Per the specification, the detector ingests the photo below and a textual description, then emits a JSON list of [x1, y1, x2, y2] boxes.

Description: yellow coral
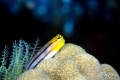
[[36, 58, 61, 80], [56, 60, 87, 80], [17, 43, 120, 80], [101, 64, 120, 80], [17, 69, 51, 80], [74, 53, 105, 80]]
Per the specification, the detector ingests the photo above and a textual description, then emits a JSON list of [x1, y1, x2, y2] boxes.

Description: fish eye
[[57, 37, 60, 39]]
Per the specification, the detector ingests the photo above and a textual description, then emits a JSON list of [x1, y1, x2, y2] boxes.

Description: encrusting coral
[[101, 64, 120, 80], [17, 43, 120, 80]]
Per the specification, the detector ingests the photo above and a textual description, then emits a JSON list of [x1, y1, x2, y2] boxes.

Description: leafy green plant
[[0, 38, 40, 80]]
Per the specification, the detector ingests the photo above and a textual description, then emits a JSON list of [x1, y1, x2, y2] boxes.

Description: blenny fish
[[25, 34, 65, 71]]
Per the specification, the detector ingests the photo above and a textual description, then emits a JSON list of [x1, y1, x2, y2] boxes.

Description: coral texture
[[17, 43, 120, 80], [101, 64, 120, 80]]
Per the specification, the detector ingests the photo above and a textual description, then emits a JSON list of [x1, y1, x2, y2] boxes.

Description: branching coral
[[0, 39, 40, 80], [0, 40, 32, 80], [17, 43, 120, 80]]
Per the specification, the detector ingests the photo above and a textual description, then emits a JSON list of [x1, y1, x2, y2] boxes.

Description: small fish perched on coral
[[17, 43, 120, 80], [25, 34, 65, 71]]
